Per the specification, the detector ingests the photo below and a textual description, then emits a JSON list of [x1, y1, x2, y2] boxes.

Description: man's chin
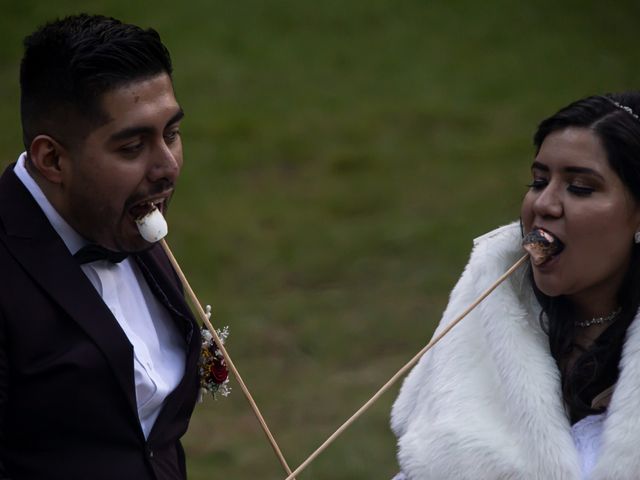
[[112, 233, 159, 254], [111, 220, 165, 253], [124, 240, 159, 254]]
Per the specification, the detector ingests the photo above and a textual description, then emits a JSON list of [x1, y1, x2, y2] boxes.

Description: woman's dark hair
[[20, 14, 173, 150], [532, 92, 640, 423]]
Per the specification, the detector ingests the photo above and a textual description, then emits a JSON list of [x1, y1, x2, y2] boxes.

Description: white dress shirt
[[14, 152, 186, 439]]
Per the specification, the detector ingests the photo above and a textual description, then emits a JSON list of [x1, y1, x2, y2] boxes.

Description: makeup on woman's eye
[[526, 178, 547, 191], [567, 184, 595, 196]]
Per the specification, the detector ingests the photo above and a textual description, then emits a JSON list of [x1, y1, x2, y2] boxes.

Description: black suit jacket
[[0, 165, 201, 480]]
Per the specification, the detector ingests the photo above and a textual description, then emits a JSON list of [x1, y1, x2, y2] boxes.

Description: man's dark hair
[[20, 13, 173, 150]]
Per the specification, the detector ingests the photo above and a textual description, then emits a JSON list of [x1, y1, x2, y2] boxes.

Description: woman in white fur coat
[[391, 92, 640, 480]]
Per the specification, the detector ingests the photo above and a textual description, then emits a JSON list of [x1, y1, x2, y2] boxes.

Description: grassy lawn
[[1, 1, 640, 478]]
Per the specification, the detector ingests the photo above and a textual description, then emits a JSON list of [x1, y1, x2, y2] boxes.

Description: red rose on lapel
[[198, 323, 232, 399], [210, 359, 228, 383]]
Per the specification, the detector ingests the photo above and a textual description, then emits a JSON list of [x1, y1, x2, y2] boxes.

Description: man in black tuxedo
[[0, 14, 201, 480]]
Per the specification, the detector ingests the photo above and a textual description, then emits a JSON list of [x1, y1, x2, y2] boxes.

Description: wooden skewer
[[283, 253, 529, 480], [160, 239, 296, 478]]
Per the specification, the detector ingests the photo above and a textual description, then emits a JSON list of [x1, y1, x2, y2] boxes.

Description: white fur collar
[[391, 222, 640, 479]]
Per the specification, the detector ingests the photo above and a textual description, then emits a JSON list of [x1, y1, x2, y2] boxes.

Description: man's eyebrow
[[167, 108, 185, 127], [108, 108, 185, 143]]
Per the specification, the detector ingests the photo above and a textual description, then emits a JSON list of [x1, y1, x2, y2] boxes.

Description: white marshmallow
[[135, 207, 168, 243]]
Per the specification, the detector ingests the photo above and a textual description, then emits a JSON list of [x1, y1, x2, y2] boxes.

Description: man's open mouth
[[129, 199, 164, 221]]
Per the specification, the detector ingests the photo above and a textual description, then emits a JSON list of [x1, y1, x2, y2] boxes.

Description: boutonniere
[[198, 305, 231, 400]]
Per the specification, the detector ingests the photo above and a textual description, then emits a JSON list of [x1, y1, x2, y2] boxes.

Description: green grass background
[[1, 1, 639, 478]]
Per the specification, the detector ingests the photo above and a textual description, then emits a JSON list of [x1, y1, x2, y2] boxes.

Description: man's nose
[[148, 140, 181, 184]]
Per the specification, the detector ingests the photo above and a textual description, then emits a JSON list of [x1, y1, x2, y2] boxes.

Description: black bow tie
[[74, 244, 128, 265]]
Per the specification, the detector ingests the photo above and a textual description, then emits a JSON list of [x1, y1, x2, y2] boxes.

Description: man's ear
[[28, 135, 69, 184]]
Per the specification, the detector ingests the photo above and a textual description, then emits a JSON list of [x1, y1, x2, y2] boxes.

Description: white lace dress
[[571, 413, 606, 480]]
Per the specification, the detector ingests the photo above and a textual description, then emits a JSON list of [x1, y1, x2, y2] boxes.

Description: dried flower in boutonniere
[[198, 305, 231, 401]]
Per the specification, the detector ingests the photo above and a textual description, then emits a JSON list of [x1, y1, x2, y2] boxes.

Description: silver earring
[[635, 231, 640, 244]]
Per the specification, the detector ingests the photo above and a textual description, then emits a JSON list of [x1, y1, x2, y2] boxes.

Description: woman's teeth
[[135, 204, 168, 242]]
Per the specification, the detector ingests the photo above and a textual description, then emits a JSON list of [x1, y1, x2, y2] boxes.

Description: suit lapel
[[136, 248, 201, 442], [136, 248, 196, 344], [0, 166, 139, 419]]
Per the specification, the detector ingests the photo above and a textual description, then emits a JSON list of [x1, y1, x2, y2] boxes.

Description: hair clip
[[607, 98, 640, 120]]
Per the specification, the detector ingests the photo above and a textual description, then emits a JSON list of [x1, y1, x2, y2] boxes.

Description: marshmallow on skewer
[[136, 205, 168, 243], [522, 228, 563, 266]]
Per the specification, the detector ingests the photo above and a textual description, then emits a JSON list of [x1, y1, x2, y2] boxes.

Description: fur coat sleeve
[[391, 222, 640, 480]]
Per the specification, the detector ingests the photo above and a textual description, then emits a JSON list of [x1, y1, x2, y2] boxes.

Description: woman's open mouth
[[522, 228, 565, 266]]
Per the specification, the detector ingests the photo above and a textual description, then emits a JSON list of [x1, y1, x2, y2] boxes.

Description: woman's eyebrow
[[563, 166, 605, 181], [530, 161, 605, 181], [531, 161, 548, 171]]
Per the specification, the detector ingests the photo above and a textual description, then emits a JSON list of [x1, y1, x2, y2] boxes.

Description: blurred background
[[1, 1, 639, 478]]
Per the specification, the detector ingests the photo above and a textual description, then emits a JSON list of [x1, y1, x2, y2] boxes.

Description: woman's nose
[[532, 184, 563, 219]]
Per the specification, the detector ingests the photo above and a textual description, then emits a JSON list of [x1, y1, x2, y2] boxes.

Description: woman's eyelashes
[[527, 178, 547, 191], [526, 178, 595, 196], [567, 184, 595, 196]]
